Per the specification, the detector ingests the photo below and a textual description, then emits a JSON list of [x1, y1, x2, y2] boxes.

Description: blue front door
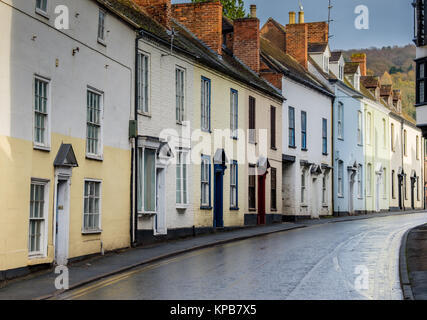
[[214, 164, 226, 228]]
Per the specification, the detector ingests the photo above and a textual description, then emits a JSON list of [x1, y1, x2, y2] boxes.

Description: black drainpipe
[[133, 30, 144, 247]]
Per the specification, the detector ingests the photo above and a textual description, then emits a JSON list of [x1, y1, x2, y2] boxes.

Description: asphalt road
[[57, 212, 427, 300]]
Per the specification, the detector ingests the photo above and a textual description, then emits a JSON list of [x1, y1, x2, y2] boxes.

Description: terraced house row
[[0, 0, 424, 280]]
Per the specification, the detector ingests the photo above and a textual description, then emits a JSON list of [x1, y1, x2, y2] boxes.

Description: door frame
[[213, 164, 226, 228], [53, 167, 72, 266], [257, 173, 267, 225], [154, 165, 167, 235]]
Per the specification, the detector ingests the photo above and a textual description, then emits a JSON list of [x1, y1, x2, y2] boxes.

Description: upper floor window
[[230, 89, 238, 139], [289, 107, 295, 148], [270, 106, 276, 149], [176, 68, 185, 123], [137, 53, 150, 114], [391, 123, 395, 151], [413, 0, 426, 46], [201, 77, 211, 132], [404, 130, 408, 156], [98, 9, 106, 42], [248, 97, 256, 144], [337, 102, 344, 140], [323, 55, 329, 73], [301, 111, 307, 150], [366, 112, 372, 145], [36, 0, 48, 14], [34, 77, 50, 148], [416, 58, 427, 105], [86, 89, 103, 158], [382, 118, 387, 148], [339, 63, 344, 81], [354, 73, 360, 91], [357, 111, 363, 145], [322, 118, 328, 155], [417, 135, 420, 160]]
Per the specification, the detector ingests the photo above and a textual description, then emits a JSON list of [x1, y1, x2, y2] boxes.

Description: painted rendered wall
[[0, 0, 133, 271]]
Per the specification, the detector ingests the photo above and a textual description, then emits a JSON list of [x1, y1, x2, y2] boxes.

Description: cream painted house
[[0, 0, 135, 278]]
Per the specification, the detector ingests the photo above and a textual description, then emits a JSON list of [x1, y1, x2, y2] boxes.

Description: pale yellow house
[[0, 0, 134, 278]]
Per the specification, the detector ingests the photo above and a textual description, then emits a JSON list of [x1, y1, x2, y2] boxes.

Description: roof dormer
[[344, 62, 361, 90], [329, 51, 344, 81], [308, 42, 331, 74]]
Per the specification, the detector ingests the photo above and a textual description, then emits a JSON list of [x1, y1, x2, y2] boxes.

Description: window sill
[[82, 229, 102, 235], [301, 205, 308, 208], [248, 208, 257, 212], [138, 111, 151, 118], [230, 207, 240, 211], [201, 129, 212, 134], [271, 208, 278, 212], [28, 253, 46, 260], [231, 137, 239, 141], [138, 212, 156, 217], [338, 137, 344, 141], [35, 8, 49, 19], [34, 144, 51, 152], [271, 147, 277, 151], [97, 38, 107, 47], [176, 204, 189, 210], [301, 148, 308, 152], [200, 206, 213, 211], [322, 153, 329, 156], [322, 205, 329, 208], [289, 145, 297, 149], [86, 154, 104, 162]]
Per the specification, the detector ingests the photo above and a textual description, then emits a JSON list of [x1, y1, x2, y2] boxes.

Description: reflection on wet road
[[59, 213, 427, 300]]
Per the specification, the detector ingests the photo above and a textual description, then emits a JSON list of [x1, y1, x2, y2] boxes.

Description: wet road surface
[[58, 212, 427, 300]]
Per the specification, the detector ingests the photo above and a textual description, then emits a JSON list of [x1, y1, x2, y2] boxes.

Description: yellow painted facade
[[0, 134, 131, 272], [191, 64, 282, 228]]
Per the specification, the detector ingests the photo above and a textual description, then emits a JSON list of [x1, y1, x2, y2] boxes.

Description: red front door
[[257, 174, 267, 225]]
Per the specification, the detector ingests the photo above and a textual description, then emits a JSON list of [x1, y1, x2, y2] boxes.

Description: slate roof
[[260, 37, 334, 97], [330, 51, 342, 62], [308, 42, 328, 53], [54, 144, 79, 167], [361, 76, 380, 89], [96, 0, 283, 101], [344, 62, 360, 74]]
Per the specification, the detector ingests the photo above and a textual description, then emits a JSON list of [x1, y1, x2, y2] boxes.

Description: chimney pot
[[250, 5, 257, 18], [289, 11, 296, 24], [298, 11, 304, 24]]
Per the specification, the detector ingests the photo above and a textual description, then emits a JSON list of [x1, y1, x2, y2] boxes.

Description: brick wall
[[233, 18, 260, 73], [261, 72, 282, 90], [285, 23, 308, 69], [307, 22, 329, 44], [351, 53, 367, 76], [260, 20, 286, 52], [133, 0, 171, 29], [172, 1, 223, 55]]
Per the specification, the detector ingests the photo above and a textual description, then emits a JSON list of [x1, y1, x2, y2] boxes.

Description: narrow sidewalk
[[0, 209, 424, 300]]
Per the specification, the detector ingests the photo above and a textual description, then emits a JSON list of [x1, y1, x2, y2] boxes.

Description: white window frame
[[337, 102, 344, 140], [383, 168, 387, 199], [366, 112, 372, 145], [301, 169, 306, 204], [201, 77, 211, 132], [82, 179, 102, 234], [230, 89, 239, 139], [383, 118, 387, 148], [137, 52, 150, 115], [357, 165, 363, 199], [86, 87, 104, 160], [357, 111, 363, 145], [176, 67, 186, 124], [230, 161, 238, 209], [338, 161, 344, 197], [201, 156, 211, 207], [391, 123, 395, 151], [367, 164, 372, 196], [322, 174, 328, 205], [138, 147, 158, 214], [35, 0, 49, 17], [33, 75, 51, 150], [29, 178, 49, 258], [323, 55, 329, 73], [98, 9, 106, 44], [176, 150, 189, 207]]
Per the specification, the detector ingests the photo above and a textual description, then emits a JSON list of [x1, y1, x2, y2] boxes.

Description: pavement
[[402, 223, 427, 300], [0, 209, 425, 300]]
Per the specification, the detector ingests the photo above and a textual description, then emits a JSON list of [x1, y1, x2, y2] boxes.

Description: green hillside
[[343, 45, 416, 119]]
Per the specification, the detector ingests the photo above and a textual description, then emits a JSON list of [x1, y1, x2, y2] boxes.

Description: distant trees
[[191, 0, 247, 19]]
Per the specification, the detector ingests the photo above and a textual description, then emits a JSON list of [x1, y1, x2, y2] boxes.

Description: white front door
[[55, 178, 70, 265], [155, 167, 167, 235]]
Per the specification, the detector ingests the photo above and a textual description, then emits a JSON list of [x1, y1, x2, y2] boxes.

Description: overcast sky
[[172, 0, 414, 50]]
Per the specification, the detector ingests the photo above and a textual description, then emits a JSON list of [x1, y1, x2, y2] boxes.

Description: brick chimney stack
[[172, 1, 223, 55], [233, 5, 260, 73], [133, 0, 172, 29], [351, 53, 367, 76], [285, 18, 308, 69], [307, 22, 329, 44]]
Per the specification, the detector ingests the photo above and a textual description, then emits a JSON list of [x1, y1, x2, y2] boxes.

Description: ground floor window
[[249, 165, 256, 210], [176, 151, 188, 205], [358, 165, 363, 198], [338, 161, 344, 197], [230, 161, 238, 209], [322, 174, 327, 205], [29, 180, 48, 255], [383, 168, 387, 199], [138, 147, 157, 213], [201, 155, 211, 208], [301, 169, 306, 204], [392, 170, 395, 199], [271, 167, 277, 210], [367, 164, 372, 196], [83, 180, 101, 232]]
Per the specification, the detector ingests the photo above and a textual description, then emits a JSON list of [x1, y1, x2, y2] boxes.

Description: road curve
[[58, 212, 427, 300]]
